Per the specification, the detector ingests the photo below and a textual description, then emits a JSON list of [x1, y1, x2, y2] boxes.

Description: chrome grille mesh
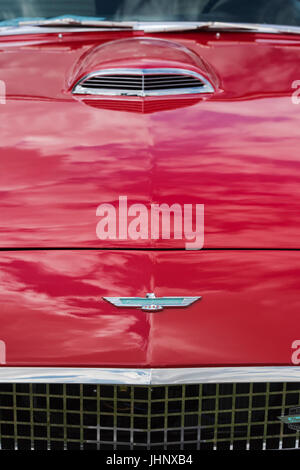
[[0, 382, 299, 450], [72, 68, 215, 97]]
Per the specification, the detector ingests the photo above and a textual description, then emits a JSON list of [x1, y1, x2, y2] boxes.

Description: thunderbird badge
[[279, 407, 300, 431], [103, 293, 201, 312]]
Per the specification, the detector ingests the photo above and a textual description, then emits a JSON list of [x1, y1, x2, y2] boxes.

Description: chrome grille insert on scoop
[[72, 68, 215, 97]]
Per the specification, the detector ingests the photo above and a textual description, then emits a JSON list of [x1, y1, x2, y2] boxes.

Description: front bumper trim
[[0, 366, 300, 384]]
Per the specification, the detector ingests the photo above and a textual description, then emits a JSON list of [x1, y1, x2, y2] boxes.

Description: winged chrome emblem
[[103, 293, 201, 312], [279, 407, 300, 431]]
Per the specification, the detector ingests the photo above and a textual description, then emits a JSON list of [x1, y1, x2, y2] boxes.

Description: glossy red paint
[[0, 31, 300, 248], [1, 30, 300, 368], [0, 249, 298, 367]]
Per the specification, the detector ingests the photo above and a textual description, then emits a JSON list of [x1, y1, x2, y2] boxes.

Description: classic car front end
[[1, 0, 300, 451]]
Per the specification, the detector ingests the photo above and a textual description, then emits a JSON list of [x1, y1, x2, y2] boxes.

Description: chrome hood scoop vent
[[72, 68, 214, 97], [70, 37, 218, 98]]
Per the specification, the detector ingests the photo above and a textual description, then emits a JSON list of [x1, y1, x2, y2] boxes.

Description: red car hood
[[0, 249, 298, 367], [0, 31, 299, 368], [0, 30, 300, 248]]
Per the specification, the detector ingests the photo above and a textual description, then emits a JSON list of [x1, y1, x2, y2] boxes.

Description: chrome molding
[[72, 68, 215, 97], [3, 22, 300, 36], [0, 367, 300, 384]]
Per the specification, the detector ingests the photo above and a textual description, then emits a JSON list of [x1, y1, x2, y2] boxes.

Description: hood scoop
[[70, 38, 217, 98], [72, 68, 214, 97]]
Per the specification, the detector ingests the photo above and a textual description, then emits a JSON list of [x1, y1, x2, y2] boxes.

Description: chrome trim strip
[[0, 26, 116, 35], [0, 367, 300, 384], [2, 22, 300, 36], [72, 68, 215, 96], [0, 368, 150, 384]]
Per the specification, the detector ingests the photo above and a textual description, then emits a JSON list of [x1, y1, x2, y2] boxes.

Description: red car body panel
[[0, 31, 300, 248], [0, 31, 300, 367], [0, 249, 298, 367]]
